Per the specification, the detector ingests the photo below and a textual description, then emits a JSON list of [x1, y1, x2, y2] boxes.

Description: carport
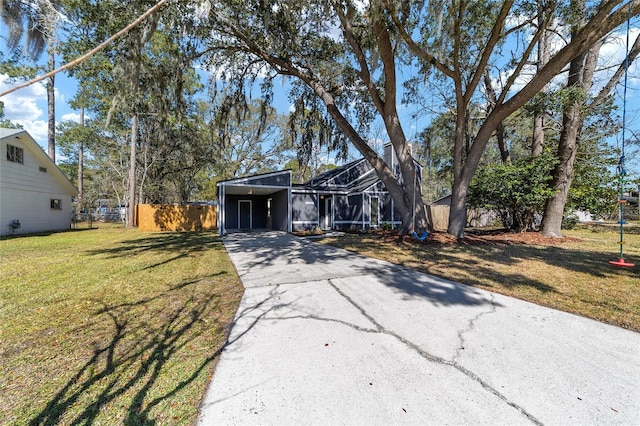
[[217, 170, 292, 236]]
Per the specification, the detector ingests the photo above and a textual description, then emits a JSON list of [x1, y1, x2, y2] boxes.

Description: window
[[39, 166, 47, 173], [7, 144, 24, 163], [51, 199, 62, 210]]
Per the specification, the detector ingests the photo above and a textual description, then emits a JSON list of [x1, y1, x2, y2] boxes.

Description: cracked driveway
[[198, 232, 640, 425]]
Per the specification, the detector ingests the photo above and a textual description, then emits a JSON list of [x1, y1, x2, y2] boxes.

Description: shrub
[[562, 214, 579, 230], [468, 153, 557, 232]]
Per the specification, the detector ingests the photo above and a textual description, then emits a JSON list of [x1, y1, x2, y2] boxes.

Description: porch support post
[[287, 188, 292, 233], [218, 185, 225, 237]]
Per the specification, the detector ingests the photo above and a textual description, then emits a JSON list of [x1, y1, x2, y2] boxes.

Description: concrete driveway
[[198, 232, 640, 425]]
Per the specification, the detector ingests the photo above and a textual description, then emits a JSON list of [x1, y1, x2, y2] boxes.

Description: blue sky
[[1, 23, 639, 178]]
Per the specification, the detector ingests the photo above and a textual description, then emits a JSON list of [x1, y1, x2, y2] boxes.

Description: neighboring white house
[[1, 128, 78, 236]]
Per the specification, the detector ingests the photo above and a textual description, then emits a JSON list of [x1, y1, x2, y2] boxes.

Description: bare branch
[[332, 0, 385, 113], [383, 0, 456, 79], [465, 0, 515, 104], [591, 31, 640, 107], [0, 0, 171, 97]]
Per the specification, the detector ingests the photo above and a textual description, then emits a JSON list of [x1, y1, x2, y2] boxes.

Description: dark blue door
[[239, 200, 251, 229]]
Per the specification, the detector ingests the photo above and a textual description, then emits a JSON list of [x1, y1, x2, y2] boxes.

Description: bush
[[468, 154, 557, 232], [562, 214, 579, 230], [380, 223, 393, 231]]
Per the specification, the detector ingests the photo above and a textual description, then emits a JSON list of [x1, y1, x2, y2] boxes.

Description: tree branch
[[384, 0, 456, 79], [332, 0, 386, 113], [0, 0, 172, 97], [465, 0, 515, 105], [497, 21, 545, 105], [591, 31, 640, 107]]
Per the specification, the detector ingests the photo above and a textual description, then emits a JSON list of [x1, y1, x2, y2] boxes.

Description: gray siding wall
[[292, 193, 318, 222], [348, 194, 362, 224], [271, 189, 288, 231], [292, 192, 318, 230], [224, 195, 240, 229], [252, 196, 268, 228], [381, 193, 393, 222], [334, 195, 350, 221], [225, 195, 268, 229]]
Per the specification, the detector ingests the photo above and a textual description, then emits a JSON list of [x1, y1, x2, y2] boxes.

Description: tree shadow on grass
[[338, 233, 638, 289], [28, 274, 240, 426], [85, 231, 225, 270], [336, 235, 639, 329], [421, 242, 639, 282]]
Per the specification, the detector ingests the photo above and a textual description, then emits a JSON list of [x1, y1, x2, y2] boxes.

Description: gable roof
[[1, 127, 78, 196], [307, 158, 366, 186], [216, 169, 292, 186], [306, 158, 375, 189], [303, 154, 422, 194]]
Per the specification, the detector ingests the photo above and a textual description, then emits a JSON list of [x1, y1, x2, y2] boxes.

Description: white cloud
[[0, 73, 47, 121], [20, 120, 49, 147], [60, 112, 89, 123], [1, 74, 50, 148], [595, 27, 640, 93], [0, 74, 74, 149]]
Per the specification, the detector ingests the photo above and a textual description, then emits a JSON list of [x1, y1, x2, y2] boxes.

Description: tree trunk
[[47, 43, 55, 162], [540, 36, 603, 236], [77, 107, 84, 217], [532, 115, 545, 156], [532, 8, 551, 156], [539, 108, 582, 237], [127, 114, 138, 228], [447, 78, 468, 237], [483, 68, 510, 164], [448, 178, 469, 238]]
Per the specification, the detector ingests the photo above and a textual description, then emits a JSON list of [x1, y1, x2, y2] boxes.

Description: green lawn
[[2, 224, 638, 424], [319, 225, 640, 331], [0, 225, 243, 425]]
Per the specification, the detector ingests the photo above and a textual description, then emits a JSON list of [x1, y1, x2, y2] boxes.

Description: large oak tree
[[201, 0, 430, 233], [391, 0, 640, 236]]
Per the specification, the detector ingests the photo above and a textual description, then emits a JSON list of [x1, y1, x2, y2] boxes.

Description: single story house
[[1, 128, 78, 236], [217, 144, 421, 235]]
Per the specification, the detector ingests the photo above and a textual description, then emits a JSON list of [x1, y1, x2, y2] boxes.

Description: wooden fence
[[135, 204, 217, 232], [426, 205, 502, 231], [426, 204, 449, 231]]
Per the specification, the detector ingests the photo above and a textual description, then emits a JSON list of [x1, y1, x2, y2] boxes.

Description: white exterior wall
[[1, 132, 75, 236]]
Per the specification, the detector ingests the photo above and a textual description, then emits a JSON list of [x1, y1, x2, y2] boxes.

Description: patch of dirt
[[292, 229, 325, 237], [370, 229, 581, 246]]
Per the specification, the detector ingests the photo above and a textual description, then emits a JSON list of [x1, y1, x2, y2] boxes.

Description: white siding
[[1, 135, 75, 236]]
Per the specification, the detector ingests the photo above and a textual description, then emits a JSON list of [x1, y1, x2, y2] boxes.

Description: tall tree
[[202, 0, 429, 233], [211, 98, 285, 180], [532, 0, 553, 156], [59, 1, 218, 209], [1, 0, 63, 161], [391, 0, 640, 236], [540, 21, 640, 236]]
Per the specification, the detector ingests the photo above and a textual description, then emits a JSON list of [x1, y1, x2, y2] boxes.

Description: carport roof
[[222, 185, 287, 195], [217, 169, 292, 196]]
